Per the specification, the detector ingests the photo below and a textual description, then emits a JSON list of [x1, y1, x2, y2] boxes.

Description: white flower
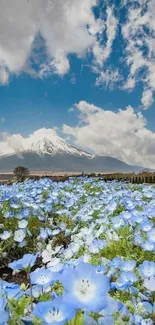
[[14, 229, 26, 242], [18, 220, 28, 228], [144, 276, 155, 292], [42, 250, 52, 264], [0, 231, 12, 240]]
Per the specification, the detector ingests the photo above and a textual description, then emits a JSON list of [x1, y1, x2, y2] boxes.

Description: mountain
[[0, 130, 147, 173]]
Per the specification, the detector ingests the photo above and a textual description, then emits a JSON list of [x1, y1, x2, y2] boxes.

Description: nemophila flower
[[140, 221, 153, 232], [139, 261, 155, 278], [26, 284, 51, 298], [14, 229, 26, 242], [119, 271, 138, 285], [3, 211, 14, 218], [39, 228, 48, 240], [84, 295, 122, 325], [121, 211, 132, 221], [133, 233, 144, 246], [120, 260, 136, 272], [0, 312, 8, 325], [141, 241, 155, 252], [0, 230, 12, 240], [18, 219, 28, 228], [144, 276, 155, 292], [48, 259, 63, 272], [4, 283, 24, 299], [60, 262, 110, 312], [112, 216, 125, 230], [147, 228, 155, 243], [20, 208, 30, 218], [9, 253, 37, 271], [10, 201, 20, 209], [110, 257, 122, 269], [30, 268, 57, 286], [33, 297, 75, 325], [0, 296, 8, 325]]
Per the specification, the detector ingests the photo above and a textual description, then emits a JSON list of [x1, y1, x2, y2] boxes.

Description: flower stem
[[28, 273, 33, 313], [74, 310, 83, 325]]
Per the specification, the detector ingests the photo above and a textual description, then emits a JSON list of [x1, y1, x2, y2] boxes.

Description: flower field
[[0, 176, 155, 325]]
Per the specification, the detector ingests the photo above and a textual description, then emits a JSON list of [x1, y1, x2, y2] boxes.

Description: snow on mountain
[[0, 128, 92, 158]]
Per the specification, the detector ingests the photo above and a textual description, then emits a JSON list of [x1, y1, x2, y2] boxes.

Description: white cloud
[[96, 68, 121, 88], [103, 7, 118, 61], [141, 89, 154, 110], [122, 77, 136, 91], [70, 74, 76, 85], [1, 111, 155, 168], [0, 0, 104, 82], [63, 101, 155, 168], [68, 107, 74, 113], [1, 0, 155, 109], [122, 0, 155, 108]]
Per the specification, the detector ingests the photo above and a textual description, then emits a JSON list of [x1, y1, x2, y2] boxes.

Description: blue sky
[[0, 0, 155, 168], [0, 55, 154, 135]]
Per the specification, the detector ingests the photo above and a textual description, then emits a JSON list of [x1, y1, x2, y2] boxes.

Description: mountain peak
[[22, 128, 92, 157], [0, 128, 92, 158]]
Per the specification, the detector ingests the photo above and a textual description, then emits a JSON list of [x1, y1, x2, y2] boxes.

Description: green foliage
[[52, 214, 75, 230], [52, 231, 71, 248], [8, 296, 31, 323], [142, 195, 152, 202], [136, 205, 143, 211], [31, 318, 43, 325], [38, 292, 51, 302], [52, 281, 64, 296], [109, 205, 125, 219], [101, 239, 155, 263]]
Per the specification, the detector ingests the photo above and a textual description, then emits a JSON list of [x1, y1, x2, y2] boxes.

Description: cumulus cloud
[[1, 111, 155, 168], [63, 101, 155, 168], [0, 0, 105, 82]]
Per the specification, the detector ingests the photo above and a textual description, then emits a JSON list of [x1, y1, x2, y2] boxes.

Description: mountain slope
[[0, 152, 145, 173]]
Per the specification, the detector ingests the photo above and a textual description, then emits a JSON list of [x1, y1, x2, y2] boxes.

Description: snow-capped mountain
[[24, 131, 92, 157], [0, 128, 147, 173], [0, 129, 92, 158]]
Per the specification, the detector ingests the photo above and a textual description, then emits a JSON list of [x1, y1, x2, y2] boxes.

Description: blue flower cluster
[[0, 177, 155, 324]]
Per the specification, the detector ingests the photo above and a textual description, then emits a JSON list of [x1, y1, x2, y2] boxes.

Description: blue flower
[[60, 262, 110, 312], [139, 261, 155, 278], [140, 221, 153, 232], [147, 228, 155, 243], [0, 295, 8, 325], [33, 297, 75, 325], [30, 268, 57, 286], [39, 228, 49, 240], [4, 283, 24, 300], [119, 271, 138, 284], [119, 260, 136, 272], [141, 241, 155, 252], [9, 253, 37, 271], [84, 295, 122, 325]]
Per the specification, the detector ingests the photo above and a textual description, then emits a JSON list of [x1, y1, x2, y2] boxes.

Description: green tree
[[13, 166, 29, 182]]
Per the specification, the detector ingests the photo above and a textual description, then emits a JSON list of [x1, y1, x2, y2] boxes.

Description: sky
[[0, 0, 155, 168]]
